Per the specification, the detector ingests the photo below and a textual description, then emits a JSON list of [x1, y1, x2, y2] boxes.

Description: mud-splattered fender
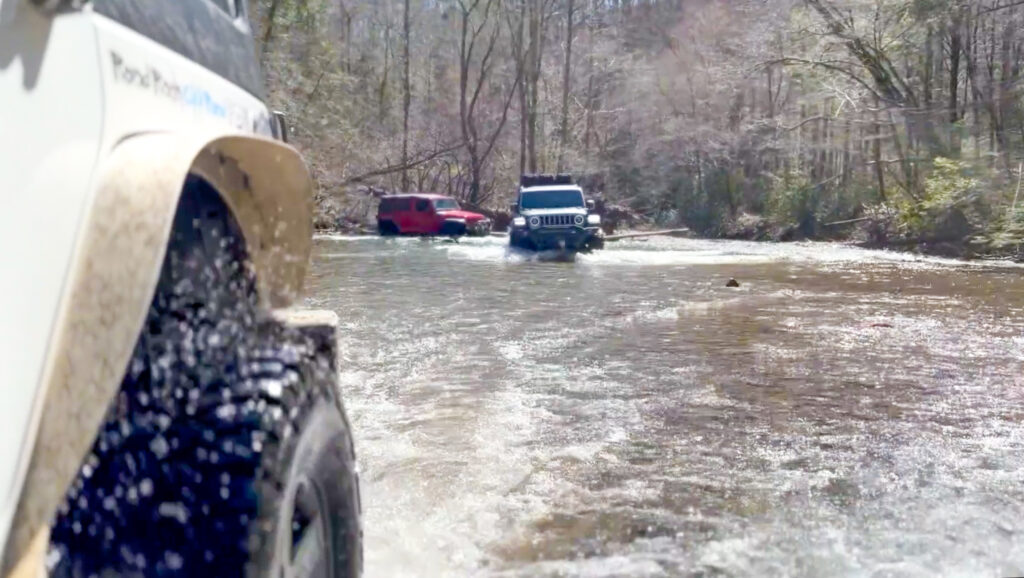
[[1, 131, 314, 575]]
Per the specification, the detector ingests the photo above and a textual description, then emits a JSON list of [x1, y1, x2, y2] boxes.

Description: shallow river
[[304, 235, 1024, 577]]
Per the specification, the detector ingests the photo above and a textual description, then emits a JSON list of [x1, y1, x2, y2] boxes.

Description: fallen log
[[604, 229, 690, 242], [823, 216, 872, 227]]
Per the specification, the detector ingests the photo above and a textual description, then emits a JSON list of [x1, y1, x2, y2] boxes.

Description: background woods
[[252, 0, 1024, 256]]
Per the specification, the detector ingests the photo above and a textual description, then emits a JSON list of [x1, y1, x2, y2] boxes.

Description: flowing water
[[304, 235, 1024, 578]]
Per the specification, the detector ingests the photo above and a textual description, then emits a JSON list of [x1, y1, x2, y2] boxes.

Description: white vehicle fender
[[2, 131, 314, 574]]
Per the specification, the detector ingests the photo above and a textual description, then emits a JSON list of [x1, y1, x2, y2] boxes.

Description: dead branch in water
[[604, 229, 690, 242]]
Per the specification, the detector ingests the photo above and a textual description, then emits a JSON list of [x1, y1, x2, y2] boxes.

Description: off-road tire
[[438, 220, 467, 237], [377, 220, 399, 236], [50, 177, 361, 578], [582, 234, 605, 252], [509, 230, 536, 251]]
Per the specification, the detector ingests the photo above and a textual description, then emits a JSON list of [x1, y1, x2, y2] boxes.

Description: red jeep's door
[[411, 198, 435, 233], [393, 198, 414, 232]]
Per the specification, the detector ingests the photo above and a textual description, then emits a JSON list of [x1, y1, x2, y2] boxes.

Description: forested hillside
[[250, 0, 1024, 257]]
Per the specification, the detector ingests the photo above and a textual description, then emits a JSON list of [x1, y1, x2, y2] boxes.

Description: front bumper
[[513, 226, 603, 250]]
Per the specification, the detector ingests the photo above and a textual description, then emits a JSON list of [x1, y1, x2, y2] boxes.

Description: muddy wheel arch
[[1, 131, 314, 575]]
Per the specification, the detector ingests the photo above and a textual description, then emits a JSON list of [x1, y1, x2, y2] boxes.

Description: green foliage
[[765, 171, 818, 227], [920, 157, 979, 212], [975, 203, 1024, 252], [889, 157, 977, 237]]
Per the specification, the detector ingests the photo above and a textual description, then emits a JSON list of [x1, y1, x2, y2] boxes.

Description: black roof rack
[[521, 174, 574, 188]]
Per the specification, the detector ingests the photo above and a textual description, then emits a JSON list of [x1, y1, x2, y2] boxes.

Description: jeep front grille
[[539, 214, 574, 227]]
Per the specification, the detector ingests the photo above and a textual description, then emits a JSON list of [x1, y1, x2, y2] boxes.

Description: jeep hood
[[438, 209, 487, 221], [520, 207, 587, 216]]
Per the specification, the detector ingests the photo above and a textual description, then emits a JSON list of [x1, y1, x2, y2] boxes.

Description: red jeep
[[377, 194, 492, 237]]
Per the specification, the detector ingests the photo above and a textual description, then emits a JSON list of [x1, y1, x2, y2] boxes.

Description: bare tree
[[524, 0, 555, 172], [557, 0, 575, 172], [457, 0, 519, 204], [401, 0, 412, 191]]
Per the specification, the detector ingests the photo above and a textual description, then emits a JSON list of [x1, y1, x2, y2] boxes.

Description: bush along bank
[[666, 158, 1024, 262], [854, 159, 1024, 261]]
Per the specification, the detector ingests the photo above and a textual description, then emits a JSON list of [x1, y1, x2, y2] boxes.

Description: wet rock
[[726, 278, 740, 288]]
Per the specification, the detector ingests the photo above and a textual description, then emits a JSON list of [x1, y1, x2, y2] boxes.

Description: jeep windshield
[[520, 190, 585, 210], [433, 198, 460, 211]]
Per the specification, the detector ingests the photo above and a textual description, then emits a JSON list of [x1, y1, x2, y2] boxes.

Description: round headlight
[[574, 214, 585, 226], [528, 216, 541, 228]]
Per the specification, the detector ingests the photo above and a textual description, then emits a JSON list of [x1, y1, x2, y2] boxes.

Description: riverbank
[[316, 220, 1022, 264], [713, 211, 1024, 263], [313, 223, 1023, 264]]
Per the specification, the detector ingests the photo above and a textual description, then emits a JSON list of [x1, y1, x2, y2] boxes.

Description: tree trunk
[[796, 104, 805, 172], [517, 0, 528, 175], [582, 0, 596, 167], [583, 61, 594, 163], [966, 6, 982, 159], [527, 5, 539, 173], [924, 25, 933, 107], [261, 0, 283, 61], [343, 7, 352, 74], [401, 0, 412, 191], [525, 0, 547, 173], [873, 96, 885, 202], [842, 119, 852, 186], [998, 9, 1017, 167], [379, 23, 391, 122], [986, 13, 1003, 162], [557, 0, 574, 172], [949, 8, 963, 155]]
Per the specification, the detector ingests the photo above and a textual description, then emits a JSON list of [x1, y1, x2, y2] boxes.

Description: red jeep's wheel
[[377, 220, 399, 236], [438, 220, 467, 237]]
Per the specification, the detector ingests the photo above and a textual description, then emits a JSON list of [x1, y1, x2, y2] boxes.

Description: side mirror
[[586, 199, 596, 211], [509, 202, 519, 214], [271, 110, 289, 143]]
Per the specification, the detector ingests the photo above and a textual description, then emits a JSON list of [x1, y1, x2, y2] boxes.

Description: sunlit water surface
[[304, 235, 1024, 577]]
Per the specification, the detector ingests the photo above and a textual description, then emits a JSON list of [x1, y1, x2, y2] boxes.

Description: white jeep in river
[[509, 174, 604, 253], [0, 1, 361, 577]]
